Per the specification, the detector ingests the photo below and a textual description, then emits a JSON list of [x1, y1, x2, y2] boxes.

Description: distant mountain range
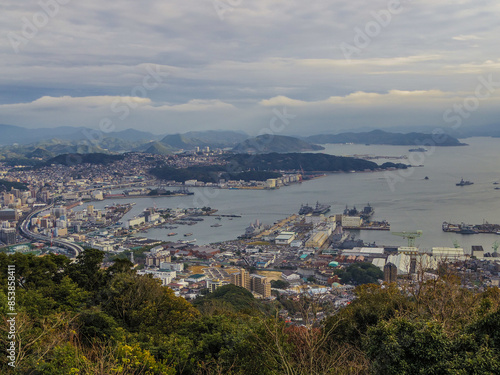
[[160, 130, 248, 149], [232, 134, 324, 153], [0, 124, 474, 162], [305, 129, 466, 146], [0, 125, 250, 159], [0, 124, 159, 146]]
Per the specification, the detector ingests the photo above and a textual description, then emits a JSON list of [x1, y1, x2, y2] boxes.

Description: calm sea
[[83, 137, 500, 253]]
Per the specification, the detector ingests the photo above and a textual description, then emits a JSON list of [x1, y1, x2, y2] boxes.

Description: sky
[[1, 0, 500, 136]]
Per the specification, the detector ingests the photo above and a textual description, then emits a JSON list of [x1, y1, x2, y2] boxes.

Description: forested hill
[[306, 129, 466, 146], [0, 179, 28, 191], [232, 134, 325, 153], [226, 152, 406, 172], [149, 153, 408, 183]]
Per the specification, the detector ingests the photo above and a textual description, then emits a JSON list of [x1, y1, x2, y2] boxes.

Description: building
[[186, 274, 207, 283], [0, 209, 18, 221], [124, 216, 145, 228], [384, 262, 398, 283], [52, 206, 67, 218], [472, 246, 484, 259], [138, 270, 176, 286], [265, 179, 277, 189], [0, 227, 16, 245], [160, 262, 184, 272], [208, 278, 223, 293], [341, 216, 362, 228], [281, 270, 301, 282], [275, 231, 296, 245], [431, 247, 466, 261], [145, 250, 171, 267], [230, 269, 250, 290], [250, 274, 271, 298], [305, 231, 329, 249]]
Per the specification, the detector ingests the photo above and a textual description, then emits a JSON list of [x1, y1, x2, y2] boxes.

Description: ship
[[312, 201, 331, 215], [343, 203, 374, 220], [456, 178, 474, 186], [361, 203, 374, 219], [299, 204, 314, 215], [409, 147, 428, 152], [443, 222, 479, 234], [459, 224, 478, 234], [299, 202, 330, 215]]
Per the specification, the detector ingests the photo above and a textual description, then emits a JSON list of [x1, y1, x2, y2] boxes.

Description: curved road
[[20, 204, 83, 258]]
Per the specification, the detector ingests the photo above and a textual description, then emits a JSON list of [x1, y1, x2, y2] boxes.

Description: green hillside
[[233, 134, 325, 153]]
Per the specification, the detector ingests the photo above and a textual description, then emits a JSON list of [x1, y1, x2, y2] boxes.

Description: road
[[19, 204, 83, 258]]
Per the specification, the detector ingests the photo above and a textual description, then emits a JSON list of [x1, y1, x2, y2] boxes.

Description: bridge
[[19, 204, 83, 258]]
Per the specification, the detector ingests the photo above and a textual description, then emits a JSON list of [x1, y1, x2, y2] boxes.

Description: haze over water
[[85, 137, 500, 253]]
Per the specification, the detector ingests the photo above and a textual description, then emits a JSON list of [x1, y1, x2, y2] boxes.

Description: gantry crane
[[493, 241, 499, 257], [392, 230, 423, 247]]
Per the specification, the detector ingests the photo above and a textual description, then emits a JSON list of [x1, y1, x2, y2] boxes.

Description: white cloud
[[1, 0, 500, 133]]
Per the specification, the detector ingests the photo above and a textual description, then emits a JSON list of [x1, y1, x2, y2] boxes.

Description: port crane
[[392, 230, 423, 247], [493, 241, 499, 257]]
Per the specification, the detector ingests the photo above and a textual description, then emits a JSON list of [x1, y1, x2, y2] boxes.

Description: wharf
[[443, 221, 500, 234], [344, 221, 391, 231]]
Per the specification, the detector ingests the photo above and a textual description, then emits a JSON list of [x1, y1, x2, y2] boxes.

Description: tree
[[67, 248, 105, 292], [101, 272, 198, 333], [271, 280, 290, 289], [334, 262, 383, 285]]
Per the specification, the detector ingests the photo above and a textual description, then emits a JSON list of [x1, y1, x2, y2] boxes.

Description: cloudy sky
[[1, 0, 500, 135]]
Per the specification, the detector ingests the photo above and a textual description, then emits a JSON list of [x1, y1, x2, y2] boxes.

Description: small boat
[[210, 223, 222, 227], [409, 147, 428, 152], [184, 233, 193, 237], [456, 178, 473, 186], [168, 232, 177, 236]]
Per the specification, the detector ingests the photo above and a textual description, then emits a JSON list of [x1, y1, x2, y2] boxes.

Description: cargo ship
[[456, 178, 473, 186]]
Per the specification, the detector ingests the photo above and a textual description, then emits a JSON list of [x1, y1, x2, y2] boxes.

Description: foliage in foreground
[[2, 251, 500, 374]]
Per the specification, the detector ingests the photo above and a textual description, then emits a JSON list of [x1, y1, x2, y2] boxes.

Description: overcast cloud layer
[[1, 0, 499, 135]]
